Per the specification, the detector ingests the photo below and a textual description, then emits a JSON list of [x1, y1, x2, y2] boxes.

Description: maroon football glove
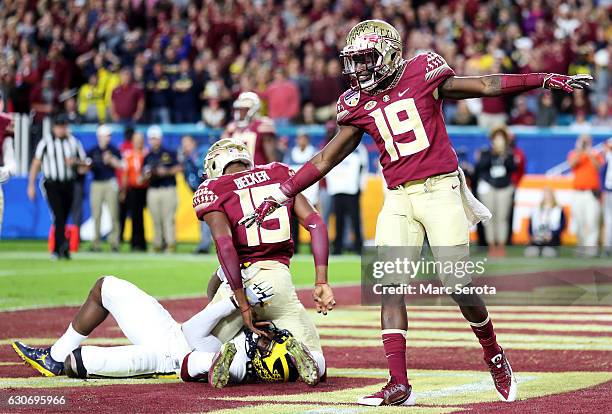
[[543, 74, 592, 93], [239, 187, 288, 228]]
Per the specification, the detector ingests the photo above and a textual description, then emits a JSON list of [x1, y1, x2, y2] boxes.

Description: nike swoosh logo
[[308, 224, 317, 229], [452, 184, 458, 190], [398, 87, 410, 97]]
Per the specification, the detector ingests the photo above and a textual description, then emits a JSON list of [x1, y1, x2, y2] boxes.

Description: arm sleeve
[[303, 212, 328, 267], [214, 234, 242, 290]]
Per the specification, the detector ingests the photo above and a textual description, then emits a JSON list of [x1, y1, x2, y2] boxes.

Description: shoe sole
[[209, 342, 237, 388], [357, 390, 416, 406], [12, 342, 58, 377], [285, 337, 319, 386]]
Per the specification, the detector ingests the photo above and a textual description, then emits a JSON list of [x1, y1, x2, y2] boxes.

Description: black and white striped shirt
[[34, 134, 86, 182]]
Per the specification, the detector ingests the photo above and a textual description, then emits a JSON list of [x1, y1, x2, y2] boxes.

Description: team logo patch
[[192, 186, 218, 209], [364, 101, 377, 111], [344, 90, 361, 107], [383, 95, 390, 102]]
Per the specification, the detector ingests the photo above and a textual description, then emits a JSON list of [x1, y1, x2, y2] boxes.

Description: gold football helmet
[[204, 139, 253, 179], [340, 20, 403, 92]]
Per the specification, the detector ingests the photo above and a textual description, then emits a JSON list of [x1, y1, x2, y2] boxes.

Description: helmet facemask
[[340, 20, 403, 92], [233, 92, 261, 128]]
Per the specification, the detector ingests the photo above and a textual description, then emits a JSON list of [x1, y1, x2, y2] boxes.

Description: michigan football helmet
[[340, 20, 403, 92], [245, 326, 299, 383], [204, 139, 253, 179], [233, 91, 261, 128]]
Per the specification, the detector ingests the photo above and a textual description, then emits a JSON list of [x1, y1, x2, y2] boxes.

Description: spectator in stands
[[179, 135, 211, 254], [146, 62, 172, 124], [568, 134, 603, 257], [536, 90, 557, 127], [326, 144, 368, 255], [478, 63, 508, 129], [123, 131, 148, 252], [452, 101, 477, 126], [525, 188, 566, 258], [171, 59, 197, 123], [261, 68, 300, 126], [507, 132, 527, 246], [602, 138, 612, 256], [110, 68, 144, 124], [510, 96, 536, 125], [284, 132, 318, 251], [143, 126, 181, 253], [309, 60, 345, 122], [86, 125, 122, 252], [476, 127, 516, 257], [78, 72, 106, 123], [201, 94, 226, 128], [62, 96, 82, 125], [28, 115, 86, 260], [30, 71, 57, 123], [592, 101, 612, 127]]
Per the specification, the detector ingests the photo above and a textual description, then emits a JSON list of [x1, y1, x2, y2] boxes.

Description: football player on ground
[[191, 138, 333, 386], [242, 20, 592, 406], [221, 91, 277, 165], [12, 275, 275, 380]]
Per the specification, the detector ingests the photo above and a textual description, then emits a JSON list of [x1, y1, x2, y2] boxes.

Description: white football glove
[[245, 280, 275, 307]]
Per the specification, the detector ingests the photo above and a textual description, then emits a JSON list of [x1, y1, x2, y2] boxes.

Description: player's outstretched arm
[[204, 211, 268, 338], [241, 125, 363, 227], [439, 73, 592, 100], [294, 194, 336, 314]]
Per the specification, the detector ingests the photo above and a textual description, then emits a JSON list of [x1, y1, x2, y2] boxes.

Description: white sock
[[50, 323, 87, 362], [182, 298, 236, 350], [228, 332, 248, 382], [187, 350, 215, 378]]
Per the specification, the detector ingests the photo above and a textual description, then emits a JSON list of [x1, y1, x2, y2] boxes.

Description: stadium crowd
[[0, 0, 610, 258], [0, 0, 609, 128]]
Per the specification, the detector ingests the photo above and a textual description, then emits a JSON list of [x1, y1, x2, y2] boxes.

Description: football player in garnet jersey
[[192, 138, 334, 386], [221, 92, 277, 165], [242, 20, 592, 406]]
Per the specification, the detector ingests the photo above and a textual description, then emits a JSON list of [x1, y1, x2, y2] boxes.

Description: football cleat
[[486, 349, 518, 402], [285, 337, 319, 386], [12, 341, 64, 377], [208, 342, 237, 388], [357, 376, 416, 406]]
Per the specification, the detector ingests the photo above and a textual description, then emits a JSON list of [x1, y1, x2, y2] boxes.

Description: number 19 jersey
[[192, 162, 295, 266], [336, 52, 458, 188]]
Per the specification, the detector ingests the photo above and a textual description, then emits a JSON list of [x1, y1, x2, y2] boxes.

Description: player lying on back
[[12, 275, 316, 386], [243, 20, 591, 406], [191, 138, 334, 386]]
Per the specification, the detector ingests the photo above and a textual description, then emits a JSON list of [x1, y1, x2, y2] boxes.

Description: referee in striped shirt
[[27, 114, 87, 259]]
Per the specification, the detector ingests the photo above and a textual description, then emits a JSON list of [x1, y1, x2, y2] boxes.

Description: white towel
[[458, 168, 492, 226]]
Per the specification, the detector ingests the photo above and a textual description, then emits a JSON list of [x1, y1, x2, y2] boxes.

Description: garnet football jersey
[[222, 117, 276, 165], [193, 162, 294, 266], [336, 52, 458, 188]]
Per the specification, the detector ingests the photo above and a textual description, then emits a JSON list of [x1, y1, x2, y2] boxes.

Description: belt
[[392, 171, 458, 192]]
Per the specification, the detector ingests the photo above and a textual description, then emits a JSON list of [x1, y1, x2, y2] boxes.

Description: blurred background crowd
[[0, 0, 610, 128], [0, 0, 610, 259]]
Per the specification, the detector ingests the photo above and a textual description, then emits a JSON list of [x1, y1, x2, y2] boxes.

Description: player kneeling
[[190, 139, 334, 386]]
